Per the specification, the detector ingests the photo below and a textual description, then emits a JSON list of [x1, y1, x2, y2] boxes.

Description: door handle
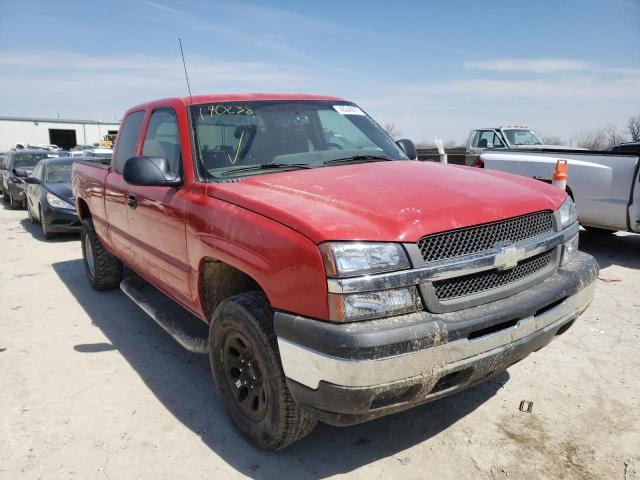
[[127, 193, 137, 208]]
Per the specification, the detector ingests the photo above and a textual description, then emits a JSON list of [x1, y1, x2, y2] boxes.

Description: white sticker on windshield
[[333, 105, 365, 116]]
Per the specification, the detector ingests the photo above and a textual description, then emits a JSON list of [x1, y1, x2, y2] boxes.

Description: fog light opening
[[369, 384, 421, 411], [430, 368, 474, 394], [555, 319, 576, 337]]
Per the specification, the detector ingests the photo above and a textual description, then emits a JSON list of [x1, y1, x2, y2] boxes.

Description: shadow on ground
[[19, 217, 79, 243], [0, 196, 17, 211], [578, 229, 640, 270], [53, 259, 508, 479]]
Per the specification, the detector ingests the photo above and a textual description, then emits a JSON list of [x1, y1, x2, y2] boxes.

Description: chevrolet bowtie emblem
[[494, 245, 526, 270]]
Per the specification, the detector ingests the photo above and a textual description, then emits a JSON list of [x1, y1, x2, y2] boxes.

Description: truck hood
[[209, 161, 566, 243]]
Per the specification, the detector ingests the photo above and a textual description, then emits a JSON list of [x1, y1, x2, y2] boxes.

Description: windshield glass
[[46, 162, 72, 183], [190, 100, 407, 179], [12, 153, 55, 168], [503, 129, 543, 146]]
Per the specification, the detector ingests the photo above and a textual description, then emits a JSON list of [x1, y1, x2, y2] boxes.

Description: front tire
[[81, 217, 123, 290], [40, 207, 57, 239], [209, 291, 317, 450], [9, 189, 22, 210]]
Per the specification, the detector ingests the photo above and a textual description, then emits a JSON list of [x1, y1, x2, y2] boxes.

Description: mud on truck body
[[72, 94, 598, 450]]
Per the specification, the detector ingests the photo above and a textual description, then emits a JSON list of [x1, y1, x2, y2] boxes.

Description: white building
[[0, 116, 120, 152]]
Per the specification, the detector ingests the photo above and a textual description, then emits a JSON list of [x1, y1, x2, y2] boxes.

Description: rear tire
[[81, 217, 123, 290], [27, 199, 37, 224], [583, 226, 616, 235], [209, 291, 317, 450]]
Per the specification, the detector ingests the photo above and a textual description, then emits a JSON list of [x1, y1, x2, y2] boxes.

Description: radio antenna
[[178, 38, 193, 103]]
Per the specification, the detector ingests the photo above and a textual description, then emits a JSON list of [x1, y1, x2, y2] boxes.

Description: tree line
[[544, 114, 640, 150], [385, 114, 640, 150]]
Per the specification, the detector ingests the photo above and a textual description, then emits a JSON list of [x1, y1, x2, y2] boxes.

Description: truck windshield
[[190, 100, 407, 179], [503, 129, 543, 146]]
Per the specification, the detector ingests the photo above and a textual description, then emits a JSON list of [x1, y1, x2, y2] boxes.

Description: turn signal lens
[[328, 287, 422, 322]]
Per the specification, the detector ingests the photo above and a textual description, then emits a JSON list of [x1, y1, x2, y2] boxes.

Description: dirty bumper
[[274, 252, 598, 426]]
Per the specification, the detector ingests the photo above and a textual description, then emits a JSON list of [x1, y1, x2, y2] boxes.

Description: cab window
[[474, 130, 503, 148], [32, 163, 43, 180]]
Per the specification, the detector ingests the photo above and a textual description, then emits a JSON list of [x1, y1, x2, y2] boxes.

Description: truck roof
[[474, 126, 531, 130], [127, 93, 347, 111]]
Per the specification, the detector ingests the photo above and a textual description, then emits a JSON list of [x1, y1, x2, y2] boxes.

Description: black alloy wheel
[[222, 331, 268, 421]]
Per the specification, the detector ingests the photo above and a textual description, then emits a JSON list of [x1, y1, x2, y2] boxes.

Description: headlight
[[46, 192, 74, 210], [319, 242, 410, 278], [328, 287, 422, 322], [557, 197, 577, 229], [561, 233, 579, 266]]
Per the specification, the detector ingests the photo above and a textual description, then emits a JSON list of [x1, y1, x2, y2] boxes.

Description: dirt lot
[[1, 202, 639, 480]]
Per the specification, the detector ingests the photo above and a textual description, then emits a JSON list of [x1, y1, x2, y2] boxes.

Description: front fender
[[187, 193, 328, 321]]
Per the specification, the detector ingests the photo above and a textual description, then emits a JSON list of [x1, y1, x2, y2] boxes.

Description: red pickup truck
[[72, 93, 598, 450]]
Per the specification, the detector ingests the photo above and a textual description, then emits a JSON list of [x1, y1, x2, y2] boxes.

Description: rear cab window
[[114, 111, 145, 173]]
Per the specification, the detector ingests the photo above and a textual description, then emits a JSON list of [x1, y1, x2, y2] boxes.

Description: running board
[[120, 275, 209, 354]]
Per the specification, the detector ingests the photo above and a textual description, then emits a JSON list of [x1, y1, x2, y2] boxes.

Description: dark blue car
[[24, 157, 102, 239]]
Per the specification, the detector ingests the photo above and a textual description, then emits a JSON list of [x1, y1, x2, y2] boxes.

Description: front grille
[[418, 211, 553, 263], [433, 250, 554, 300]]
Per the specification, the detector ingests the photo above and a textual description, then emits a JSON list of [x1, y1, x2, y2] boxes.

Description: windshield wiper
[[219, 162, 313, 177], [323, 154, 392, 165]]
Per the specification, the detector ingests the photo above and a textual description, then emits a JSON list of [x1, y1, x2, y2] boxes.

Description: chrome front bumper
[[278, 273, 596, 391]]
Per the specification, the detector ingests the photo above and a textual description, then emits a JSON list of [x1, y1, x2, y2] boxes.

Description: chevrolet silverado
[[72, 94, 598, 450]]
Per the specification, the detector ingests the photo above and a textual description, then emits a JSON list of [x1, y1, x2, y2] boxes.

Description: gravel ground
[[1, 201, 639, 480]]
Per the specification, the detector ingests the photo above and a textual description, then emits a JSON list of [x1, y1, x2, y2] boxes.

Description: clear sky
[[1, 0, 638, 144]]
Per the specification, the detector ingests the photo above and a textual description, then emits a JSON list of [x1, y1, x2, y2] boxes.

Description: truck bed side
[[72, 161, 110, 239], [480, 151, 640, 232]]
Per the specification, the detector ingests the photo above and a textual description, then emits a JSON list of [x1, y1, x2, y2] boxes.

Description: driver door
[[126, 108, 191, 307]]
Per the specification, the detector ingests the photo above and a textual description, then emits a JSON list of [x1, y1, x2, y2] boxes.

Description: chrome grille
[[418, 211, 553, 263], [433, 250, 554, 300]]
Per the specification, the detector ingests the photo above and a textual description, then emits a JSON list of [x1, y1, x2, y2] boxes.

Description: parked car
[[478, 149, 640, 234], [73, 94, 598, 450], [0, 149, 58, 209], [23, 157, 88, 238], [465, 126, 581, 165]]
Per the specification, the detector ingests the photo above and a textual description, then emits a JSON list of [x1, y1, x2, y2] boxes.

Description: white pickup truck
[[478, 146, 640, 234], [466, 126, 579, 166]]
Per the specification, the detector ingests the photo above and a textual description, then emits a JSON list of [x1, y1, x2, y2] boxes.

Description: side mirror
[[23, 176, 41, 185], [396, 139, 417, 160], [123, 156, 182, 187], [486, 142, 494, 149], [14, 168, 30, 177]]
